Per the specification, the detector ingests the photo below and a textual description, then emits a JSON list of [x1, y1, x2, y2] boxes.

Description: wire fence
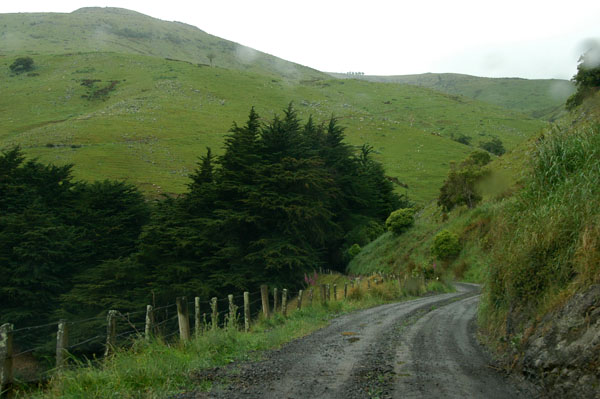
[[1, 276, 384, 390]]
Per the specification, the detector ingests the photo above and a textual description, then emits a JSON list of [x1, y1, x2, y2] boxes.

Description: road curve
[[182, 283, 536, 399], [393, 293, 534, 398]]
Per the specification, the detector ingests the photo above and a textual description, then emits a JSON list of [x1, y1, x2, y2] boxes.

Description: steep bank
[[348, 94, 600, 397]]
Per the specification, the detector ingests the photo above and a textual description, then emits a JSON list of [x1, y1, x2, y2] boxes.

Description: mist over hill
[[330, 72, 575, 121], [0, 7, 325, 81]]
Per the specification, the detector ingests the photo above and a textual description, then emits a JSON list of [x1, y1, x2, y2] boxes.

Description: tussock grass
[[480, 116, 600, 345]]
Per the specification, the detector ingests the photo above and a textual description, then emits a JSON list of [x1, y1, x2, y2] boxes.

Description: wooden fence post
[[176, 297, 190, 341], [55, 320, 68, 370], [344, 282, 348, 299], [367, 279, 371, 290], [145, 305, 154, 341], [273, 288, 279, 313], [282, 289, 288, 317], [244, 292, 250, 332], [260, 285, 270, 319], [320, 284, 326, 304], [194, 297, 201, 337], [333, 284, 337, 301], [326, 284, 331, 301], [297, 290, 303, 310], [0, 323, 14, 396], [228, 294, 236, 328], [105, 310, 117, 357], [211, 297, 218, 330]]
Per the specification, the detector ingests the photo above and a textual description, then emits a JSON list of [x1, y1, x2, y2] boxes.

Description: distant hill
[[329, 72, 575, 121], [0, 8, 546, 204], [0, 7, 325, 81]]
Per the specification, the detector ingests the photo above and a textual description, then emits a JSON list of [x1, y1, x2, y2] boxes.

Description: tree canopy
[[9, 56, 34, 74], [0, 147, 149, 346], [566, 47, 600, 110], [438, 151, 491, 212], [1, 105, 406, 348]]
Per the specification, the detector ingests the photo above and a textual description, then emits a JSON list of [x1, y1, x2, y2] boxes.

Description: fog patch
[[2, 32, 23, 52], [481, 52, 505, 74], [272, 57, 299, 79], [549, 80, 575, 101], [88, 25, 111, 49], [578, 38, 600, 69], [235, 45, 259, 64]]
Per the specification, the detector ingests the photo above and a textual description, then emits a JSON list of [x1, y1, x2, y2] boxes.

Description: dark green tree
[[479, 137, 505, 156], [438, 151, 491, 211], [566, 46, 600, 110], [9, 56, 34, 74], [0, 148, 149, 345]]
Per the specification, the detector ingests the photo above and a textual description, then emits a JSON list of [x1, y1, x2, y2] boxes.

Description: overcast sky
[[1, 0, 599, 79]]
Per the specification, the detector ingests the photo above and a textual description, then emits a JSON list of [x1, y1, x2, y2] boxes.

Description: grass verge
[[15, 274, 452, 398]]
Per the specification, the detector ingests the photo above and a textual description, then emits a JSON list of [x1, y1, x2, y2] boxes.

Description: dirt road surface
[[180, 283, 538, 399]]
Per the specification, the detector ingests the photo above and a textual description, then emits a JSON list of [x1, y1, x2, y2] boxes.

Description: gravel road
[[181, 283, 537, 399]]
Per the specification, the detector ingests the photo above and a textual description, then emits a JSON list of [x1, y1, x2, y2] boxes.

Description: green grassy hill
[[0, 7, 324, 81], [330, 72, 574, 121], [0, 8, 545, 204]]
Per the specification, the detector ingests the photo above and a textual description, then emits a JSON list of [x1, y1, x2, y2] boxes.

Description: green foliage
[[9, 56, 34, 74], [485, 121, 600, 311], [343, 218, 385, 247], [347, 243, 361, 258], [431, 230, 461, 260], [479, 137, 506, 155], [438, 151, 491, 211], [119, 105, 403, 307], [0, 147, 149, 347], [451, 133, 472, 146], [566, 47, 600, 110], [385, 208, 415, 234]]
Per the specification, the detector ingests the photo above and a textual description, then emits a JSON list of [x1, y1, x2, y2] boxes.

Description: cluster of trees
[[449, 132, 505, 157], [437, 151, 491, 212], [566, 46, 600, 110], [479, 137, 505, 156], [9, 56, 35, 74], [1, 105, 406, 341], [0, 148, 149, 344]]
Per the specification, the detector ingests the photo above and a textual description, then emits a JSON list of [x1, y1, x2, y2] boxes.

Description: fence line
[[0, 272, 402, 396]]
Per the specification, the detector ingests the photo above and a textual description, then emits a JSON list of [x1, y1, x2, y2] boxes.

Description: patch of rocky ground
[[518, 284, 600, 398]]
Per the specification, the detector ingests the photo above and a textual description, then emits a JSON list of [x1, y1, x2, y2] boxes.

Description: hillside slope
[[0, 7, 324, 81], [349, 94, 600, 398], [330, 72, 574, 121], [0, 8, 545, 204]]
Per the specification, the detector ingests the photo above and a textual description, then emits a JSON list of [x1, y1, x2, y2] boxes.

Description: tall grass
[[481, 120, 600, 340]]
